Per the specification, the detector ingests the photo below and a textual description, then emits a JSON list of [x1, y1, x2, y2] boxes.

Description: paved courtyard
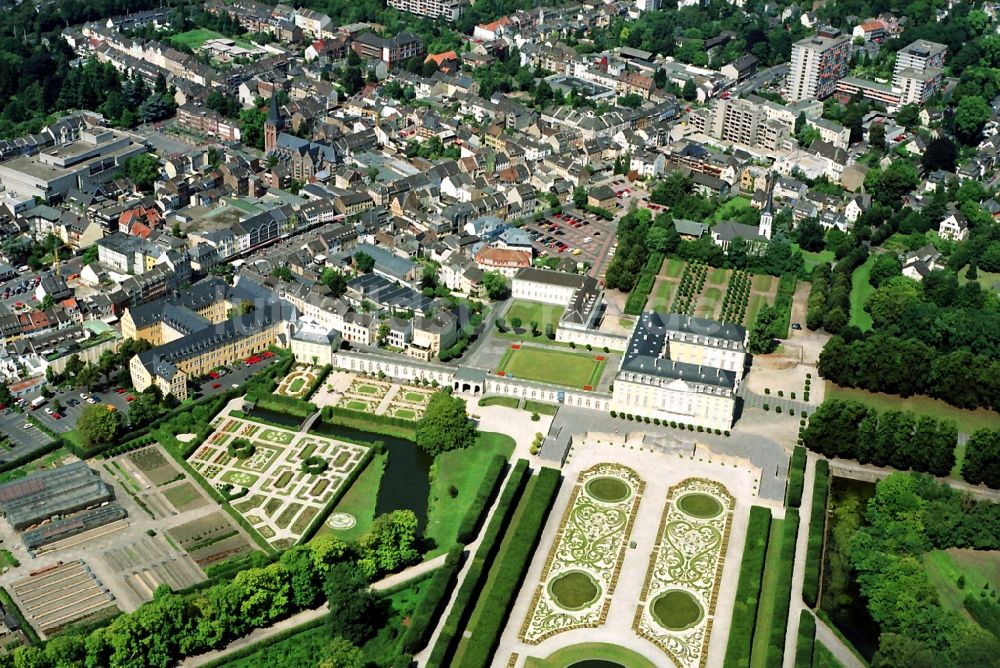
[[191, 410, 368, 548], [498, 439, 766, 667]]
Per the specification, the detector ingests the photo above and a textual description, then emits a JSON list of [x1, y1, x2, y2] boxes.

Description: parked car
[[791, 322, 802, 330]]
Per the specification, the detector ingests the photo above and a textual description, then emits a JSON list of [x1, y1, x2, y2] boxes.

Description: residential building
[[351, 32, 425, 67], [785, 28, 851, 102], [408, 311, 458, 360], [938, 211, 969, 241], [387, 0, 467, 21]]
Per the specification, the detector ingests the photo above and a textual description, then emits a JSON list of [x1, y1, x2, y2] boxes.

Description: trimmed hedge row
[[770, 273, 797, 339], [461, 467, 562, 668], [724, 506, 772, 668], [428, 459, 529, 667], [400, 544, 465, 655], [964, 594, 1000, 637], [763, 507, 800, 668], [456, 454, 507, 543], [321, 405, 418, 440], [802, 458, 830, 608], [298, 446, 375, 544], [248, 391, 316, 418], [303, 364, 332, 400], [794, 610, 816, 668], [623, 252, 665, 316], [786, 446, 807, 508]]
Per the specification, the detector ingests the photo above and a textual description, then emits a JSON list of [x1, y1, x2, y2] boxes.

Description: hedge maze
[[634, 478, 734, 668]]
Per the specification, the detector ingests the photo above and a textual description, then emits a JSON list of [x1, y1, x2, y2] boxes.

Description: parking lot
[[0, 410, 56, 460], [0, 271, 42, 313], [32, 386, 133, 434], [193, 352, 280, 397], [522, 208, 619, 279]]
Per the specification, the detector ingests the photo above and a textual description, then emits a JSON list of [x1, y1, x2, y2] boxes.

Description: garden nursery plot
[[190, 410, 367, 548]]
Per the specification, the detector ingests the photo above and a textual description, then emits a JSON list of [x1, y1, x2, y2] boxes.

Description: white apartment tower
[[785, 28, 851, 102], [892, 40, 947, 105]]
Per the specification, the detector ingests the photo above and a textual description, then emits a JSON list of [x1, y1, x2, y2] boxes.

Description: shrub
[[456, 454, 507, 543], [790, 409, 795, 416], [763, 403, 770, 411], [653, 418, 660, 425], [802, 459, 830, 608], [765, 388, 771, 395], [610, 410, 617, 418], [461, 468, 561, 668], [776, 406, 783, 414], [697, 425, 704, 432], [778, 390, 784, 397], [723, 507, 772, 666], [795, 610, 816, 668], [725, 430, 730, 437], [785, 446, 806, 508], [300, 455, 328, 474]]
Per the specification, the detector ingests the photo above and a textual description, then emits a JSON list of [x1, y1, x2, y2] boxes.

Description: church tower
[[759, 175, 775, 240], [264, 92, 283, 153]]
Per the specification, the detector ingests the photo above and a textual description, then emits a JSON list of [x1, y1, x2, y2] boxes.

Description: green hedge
[[964, 594, 1000, 637], [724, 506, 773, 668], [400, 544, 465, 655], [764, 507, 800, 668], [303, 364, 332, 400], [461, 467, 561, 668], [624, 272, 656, 316], [298, 446, 375, 544], [770, 273, 797, 339], [248, 391, 316, 418], [320, 405, 418, 440], [795, 610, 816, 668], [428, 460, 529, 667], [786, 446, 807, 508], [803, 459, 830, 608], [456, 454, 507, 543]]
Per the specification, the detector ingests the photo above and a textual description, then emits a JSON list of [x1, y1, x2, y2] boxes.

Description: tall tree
[[415, 390, 478, 456]]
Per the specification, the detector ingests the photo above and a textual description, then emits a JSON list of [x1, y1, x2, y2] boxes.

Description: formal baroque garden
[[335, 377, 434, 419], [193, 411, 368, 547], [276, 364, 322, 399], [520, 463, 644, 645], [633, 478, 734, 668]]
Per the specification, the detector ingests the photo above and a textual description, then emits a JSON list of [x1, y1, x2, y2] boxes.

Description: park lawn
[[505, 300, 564, 332], [849, 256, 875, 330], [524, 643, 659, 668], [170, 28, 226, 49], [824, 383, 1000, 435], [647, 279, 673, 312], [707, 195, 753, 225], [498, 346, 604, 388], [752, 274, 774, 292], [923, 548, 1000, 617], [749, 518, 787, 668], [163, 483, 203, 511], [792, 243, 836, 272], [288, 378, 305, 394], [524, 400, 558, 415], [424, 432, 515, 555], [964, 268, 1000, 291], [478, 396, 520, 409], [709, 267, 729, 285], [664, 257, 686, 278], [745, 294, 768, 327], [314, 451, 387, 543], [693, 286, 723, 320]]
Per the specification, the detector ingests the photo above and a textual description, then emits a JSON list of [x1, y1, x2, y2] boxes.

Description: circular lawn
[[651, 589, 703, 631], [585, 477, 631, 503], [677, 493, 723, 519], [549, 571, 601, 610]]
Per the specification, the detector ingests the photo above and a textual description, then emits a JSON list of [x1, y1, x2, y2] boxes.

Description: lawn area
[[424, 432, 515, 555], [524, 400, 558, 415], [812, 641, 846, 668], [647, 279, 673, 311], [524, 643, 658, 668], [163, 483, 204, 511], [707, 196, 753, 225], [504, 300, 564, 333], [791, 243, 836, 272], [745, 294, 768, 327], [478, 396, 520, 409], [497, 346, 605, 389], [696, 286, 724, 319], [314, 451, 387, 543], [170, 28, 226, 49], [825, 383, 1000, 435], [849, 256, 875, 330], [664, 257, 686, 278], [288, 378, 305, 394], [753, 274, 774, 291], [709, 267, 729, 284], [923, 548, 1000, 615], [750, 518, 787, 668]]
